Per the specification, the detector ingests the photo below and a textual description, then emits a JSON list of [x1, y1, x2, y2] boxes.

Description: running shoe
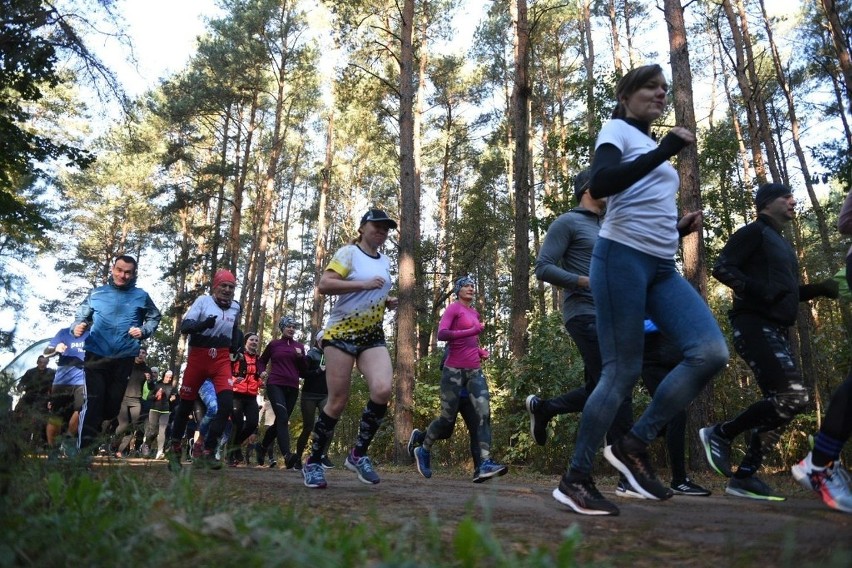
[[302, 462, 327, 489], [407, 428, 424, 458], [525, 394, 548, 446], [725, 475, 785, 501], [699, 424, 733, 477], [345, 451, 380, 484], [473, 458, 508, 483], [604, 437, 672, 500], [791, 452, 852, 513], [615, 478, 645, 499], [140, 443, 150, 458], [414, 446, 432, 479], [166, 441, 183, 473], [191, 440, 204, 460], [284, 453, 300, 470], [268, 455, 278, 469], [552, 474, 620, 516], [255, 446, 265, 466], [193, 449, 223, 470], [671, 477, 712, 496], [320, 455, 335, 469]]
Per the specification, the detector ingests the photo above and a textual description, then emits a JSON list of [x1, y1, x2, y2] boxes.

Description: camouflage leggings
[[423, 366, 493, 460]]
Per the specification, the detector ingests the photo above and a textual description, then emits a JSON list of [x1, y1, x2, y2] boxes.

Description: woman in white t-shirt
[[301, 208, 399, 489], [552, 64, 729, 516]]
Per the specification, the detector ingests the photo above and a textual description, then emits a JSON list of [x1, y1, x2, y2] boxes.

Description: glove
[[202, 315, 218, 330], [801, 279, 840, 300]]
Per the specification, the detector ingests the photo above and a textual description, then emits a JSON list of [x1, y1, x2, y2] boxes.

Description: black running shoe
[[284, 453, 300, 470], [604, 437, 673, 500], [552, 475, 620, 516], [699, 425, 733, 477], [525, 395, 548, 446], [671, 477, 712, 496]]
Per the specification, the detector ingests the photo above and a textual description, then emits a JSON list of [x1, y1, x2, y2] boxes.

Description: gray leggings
[[144, 410, 170, 454]]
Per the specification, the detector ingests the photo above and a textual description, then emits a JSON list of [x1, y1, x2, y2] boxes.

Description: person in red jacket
[[227, 332, 265, 466]]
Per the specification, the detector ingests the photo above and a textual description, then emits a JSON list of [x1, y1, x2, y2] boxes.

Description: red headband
[[212, 269, 236, 289]]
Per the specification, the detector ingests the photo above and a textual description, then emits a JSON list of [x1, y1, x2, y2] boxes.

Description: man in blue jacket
[[73, 255, 161, 450]]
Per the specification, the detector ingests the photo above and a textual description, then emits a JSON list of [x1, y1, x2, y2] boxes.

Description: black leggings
[[230, 393, 260, 448], [296, 395, 328, 457], [262, 384, 298, 456]]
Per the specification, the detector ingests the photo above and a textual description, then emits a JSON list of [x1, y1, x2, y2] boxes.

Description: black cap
[[754, 183, 792, 212], [360, 208, 398, 229], [574, 169, 591, 203]]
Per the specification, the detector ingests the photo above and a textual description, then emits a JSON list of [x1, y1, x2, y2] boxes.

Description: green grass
[[0, 455, 585, 567]]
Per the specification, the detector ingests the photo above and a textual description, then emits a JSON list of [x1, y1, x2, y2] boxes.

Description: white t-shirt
[[595, 119, 680, 259], [323, 244, 392, 344]]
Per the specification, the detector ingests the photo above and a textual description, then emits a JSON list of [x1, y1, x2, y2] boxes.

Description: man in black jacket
[[700, 183, 839, 500]]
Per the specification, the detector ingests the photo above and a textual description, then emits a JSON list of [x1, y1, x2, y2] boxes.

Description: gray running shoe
[[699, 425, 733, 477], [345, 451, 380, 484], [725, 475, 785, 501]]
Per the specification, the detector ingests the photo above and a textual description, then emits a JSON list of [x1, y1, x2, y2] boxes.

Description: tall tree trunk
[[210, 109, 231, 277], [759, 0, 833, 266], [415, 7, 430, 359], [719, 0, 769, 184], [509, 0, 531, 358], [230, 93, 260, 275], [395, 0, 418, 463], [580, 0, 595, 143], [734, 0, 781, 183], [821, 0, 852, 110], [663, 0, 713, 473], [607, 0, 623, 75], [310, 113, 334, 336]]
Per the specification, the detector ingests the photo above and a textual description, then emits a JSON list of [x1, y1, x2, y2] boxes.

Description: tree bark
[[663, 0, 713, 473], [509, 0, 530, 358], [395, 0, 418, 463]]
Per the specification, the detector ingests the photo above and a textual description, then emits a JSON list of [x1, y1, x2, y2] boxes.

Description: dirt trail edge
[[129, 461, 852, 567]]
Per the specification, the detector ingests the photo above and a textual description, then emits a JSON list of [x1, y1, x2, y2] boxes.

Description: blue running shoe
[[345, 451, 380, 485], [414, 446, 432, 478], [407, 428, 424, 458], [473, 458, 508, 483], [303, 462, 327, 488]]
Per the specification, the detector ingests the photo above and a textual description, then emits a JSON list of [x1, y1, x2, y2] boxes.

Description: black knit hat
[[574, 169, 592, 203], [754, 183, 792, 212]]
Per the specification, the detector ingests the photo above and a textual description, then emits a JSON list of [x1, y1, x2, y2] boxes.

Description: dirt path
[[126, 459, 852, 566]]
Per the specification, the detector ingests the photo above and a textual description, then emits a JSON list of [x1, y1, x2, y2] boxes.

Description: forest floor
[[120, 457, 852, 567]]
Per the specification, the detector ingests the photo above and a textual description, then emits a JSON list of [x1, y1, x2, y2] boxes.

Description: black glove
[[801, 279, 840, 300], [202, 315, 218, 329]]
